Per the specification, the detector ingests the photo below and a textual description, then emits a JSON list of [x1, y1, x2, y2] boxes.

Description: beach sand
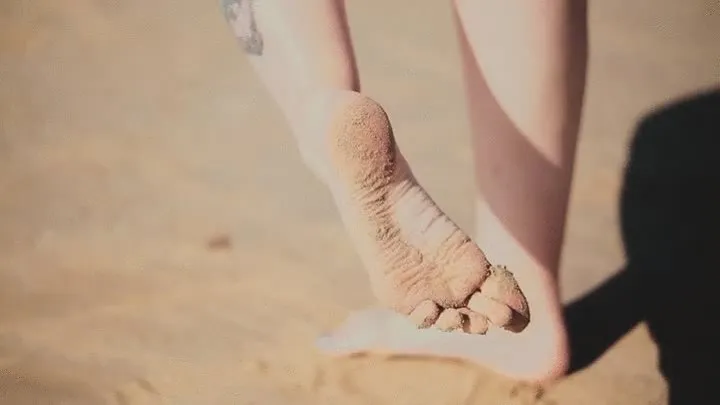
[[1, 0, 717, 403]]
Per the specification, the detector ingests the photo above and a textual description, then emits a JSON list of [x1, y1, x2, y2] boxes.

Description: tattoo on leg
[[221, 0, 264, 56]]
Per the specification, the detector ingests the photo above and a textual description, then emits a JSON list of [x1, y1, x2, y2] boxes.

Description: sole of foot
[[318, 91, 531, 333]]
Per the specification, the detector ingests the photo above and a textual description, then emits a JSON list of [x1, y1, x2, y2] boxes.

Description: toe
[[482, 266, 530, 323], [467, 292, 513, 327], [434, 308, 464, 332], [458, 308, 490, 334], [408, 300, 441, 328]]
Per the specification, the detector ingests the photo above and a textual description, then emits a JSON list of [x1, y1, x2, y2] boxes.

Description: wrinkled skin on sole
[[322, 92, 530, 334]]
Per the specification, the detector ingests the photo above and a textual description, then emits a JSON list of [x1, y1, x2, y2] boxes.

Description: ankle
[[288, 89, 366, 185], [291, 100, 344, 184]]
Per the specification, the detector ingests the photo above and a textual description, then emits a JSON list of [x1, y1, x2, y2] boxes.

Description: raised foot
[[321, 91, 530, 333]]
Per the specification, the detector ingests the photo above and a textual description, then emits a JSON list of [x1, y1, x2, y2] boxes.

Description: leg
[[222, 1, 527, 331], [455, 0, 588, 379], [318, 0, 587, 384], [221, 0, 359, 178]]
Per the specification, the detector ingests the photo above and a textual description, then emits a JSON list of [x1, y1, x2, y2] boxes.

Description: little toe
[[458, 308, 490, 335], [467, 292, 513, 327], [408, 300, 441, 329], [434, 308, 464, 332]]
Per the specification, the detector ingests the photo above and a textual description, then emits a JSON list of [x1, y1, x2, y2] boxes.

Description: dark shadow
[[564, 88, 720, 403]]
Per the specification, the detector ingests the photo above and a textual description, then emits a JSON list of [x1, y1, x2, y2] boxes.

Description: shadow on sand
[[565, 88, 720, 404]]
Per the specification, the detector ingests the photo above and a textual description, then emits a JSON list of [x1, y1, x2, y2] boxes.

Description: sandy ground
[[1, 0, 718, 404]]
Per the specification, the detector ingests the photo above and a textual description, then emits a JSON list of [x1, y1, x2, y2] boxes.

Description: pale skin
[[221, 0, 587, 384]]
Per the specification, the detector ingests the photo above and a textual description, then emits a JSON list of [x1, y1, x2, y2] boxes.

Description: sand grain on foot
[[324, 92, 528, 332]]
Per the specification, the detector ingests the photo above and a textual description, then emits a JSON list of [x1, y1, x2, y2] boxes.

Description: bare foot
[[314, 91, 529, 333]]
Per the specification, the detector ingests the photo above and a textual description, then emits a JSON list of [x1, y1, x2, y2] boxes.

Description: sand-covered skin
[[479, 265, 530, 333], [0, 0, 711, 402], [323, 91, 529, 333]]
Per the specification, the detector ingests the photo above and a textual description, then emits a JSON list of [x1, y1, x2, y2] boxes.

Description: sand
[[0, 0, 717, 404]]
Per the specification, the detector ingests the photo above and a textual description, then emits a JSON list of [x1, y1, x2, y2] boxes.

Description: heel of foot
[[325, 93, 398, 191]]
